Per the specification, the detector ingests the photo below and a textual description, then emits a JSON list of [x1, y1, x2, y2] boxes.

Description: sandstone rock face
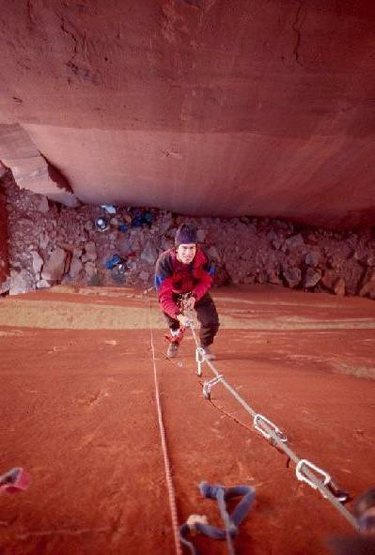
[[304, 268, 322, 289], [69, 257, 83, 279], [41, 248, 68, 282], [82, 242, 97, 263], [9, 269, 32, 296], [0, 182, 9, 283], [0, 3, 374, 228], [140, 240, 158, 265], [30, 250, 43, 277], [283, 267, 302, 289], [0, 124, 79, 206], [359, 270, 375, 300], [2, 173, 374, 301]]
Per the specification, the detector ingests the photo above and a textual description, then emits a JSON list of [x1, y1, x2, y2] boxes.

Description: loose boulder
[[41, 248, 67, 282]]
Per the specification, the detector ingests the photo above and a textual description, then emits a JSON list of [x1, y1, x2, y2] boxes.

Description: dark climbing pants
[[163, 292, 220, 348]]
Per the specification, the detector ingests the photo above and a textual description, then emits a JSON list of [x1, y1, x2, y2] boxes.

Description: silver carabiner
[[202, 375, 223, 400], [295, 459, 331, 493], [253, 413, 288, 443], [196, 347, 205, 376]]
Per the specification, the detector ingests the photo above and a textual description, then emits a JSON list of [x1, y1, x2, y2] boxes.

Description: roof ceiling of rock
[[0, 1, 374, 229]]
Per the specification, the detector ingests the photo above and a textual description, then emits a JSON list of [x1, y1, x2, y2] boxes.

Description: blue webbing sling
[[180, 481, 255, 554]]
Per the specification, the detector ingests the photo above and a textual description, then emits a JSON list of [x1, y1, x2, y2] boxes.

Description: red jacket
[[155, 247, 214, 318]]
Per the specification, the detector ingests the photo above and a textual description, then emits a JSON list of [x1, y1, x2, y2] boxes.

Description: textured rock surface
[[0, 286, 374, 555], [0, 124, 79, 206], [0, 179, 8, 284], [41, 247, 68, 282], [0, 2, 374, 228], [2, 172, 374, 299]]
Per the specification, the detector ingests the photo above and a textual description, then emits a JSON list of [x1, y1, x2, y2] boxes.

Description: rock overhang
[[0, 1, 374, 229]]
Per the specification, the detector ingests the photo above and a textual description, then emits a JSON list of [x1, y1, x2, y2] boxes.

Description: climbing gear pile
[[95, 216, 109, 232], [104, 254, 124, 270]]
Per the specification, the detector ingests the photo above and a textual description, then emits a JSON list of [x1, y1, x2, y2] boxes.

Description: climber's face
[[176, 243, 197, 264]]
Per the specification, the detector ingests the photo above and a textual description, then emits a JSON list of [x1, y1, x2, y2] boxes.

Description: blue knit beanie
[[175, 224, 198, 246]]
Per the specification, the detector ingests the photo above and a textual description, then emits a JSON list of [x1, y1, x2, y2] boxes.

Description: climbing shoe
[[202, 347, 216, 361], [167, 342, 179, 358]]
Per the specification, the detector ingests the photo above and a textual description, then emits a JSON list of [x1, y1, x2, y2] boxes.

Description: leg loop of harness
[[179, 482, 255, 554]]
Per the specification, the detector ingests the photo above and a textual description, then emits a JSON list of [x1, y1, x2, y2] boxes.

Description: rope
[[188, 323, 359, 531], [146, 297, 183, 555]]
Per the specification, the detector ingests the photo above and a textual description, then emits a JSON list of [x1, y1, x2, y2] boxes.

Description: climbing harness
[[180, 482, 255, 555], [185, 317, 358, 532]]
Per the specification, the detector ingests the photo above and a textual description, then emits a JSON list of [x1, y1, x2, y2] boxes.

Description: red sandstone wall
[[0, 1, 374, 228], [0, 185, 9, 283]]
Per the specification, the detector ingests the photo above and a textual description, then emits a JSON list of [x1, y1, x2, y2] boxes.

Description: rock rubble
[[1, 171, 374, 300]]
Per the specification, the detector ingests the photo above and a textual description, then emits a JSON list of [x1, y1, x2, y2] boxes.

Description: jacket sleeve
[[154, 252, 180, 319], [192, 251, 215, 301]]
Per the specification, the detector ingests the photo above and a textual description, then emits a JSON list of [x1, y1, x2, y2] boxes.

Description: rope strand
[[147, 297, 182, 555]]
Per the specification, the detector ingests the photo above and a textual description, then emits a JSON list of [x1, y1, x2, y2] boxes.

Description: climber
[[154, 223, 220, 359]]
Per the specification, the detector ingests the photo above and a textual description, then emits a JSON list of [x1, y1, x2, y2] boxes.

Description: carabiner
[[253, 413, 288, 444], [295, 459, 331, 492]]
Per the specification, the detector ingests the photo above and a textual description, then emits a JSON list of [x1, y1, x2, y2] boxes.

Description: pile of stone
[[0, 171, 374, 299]]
